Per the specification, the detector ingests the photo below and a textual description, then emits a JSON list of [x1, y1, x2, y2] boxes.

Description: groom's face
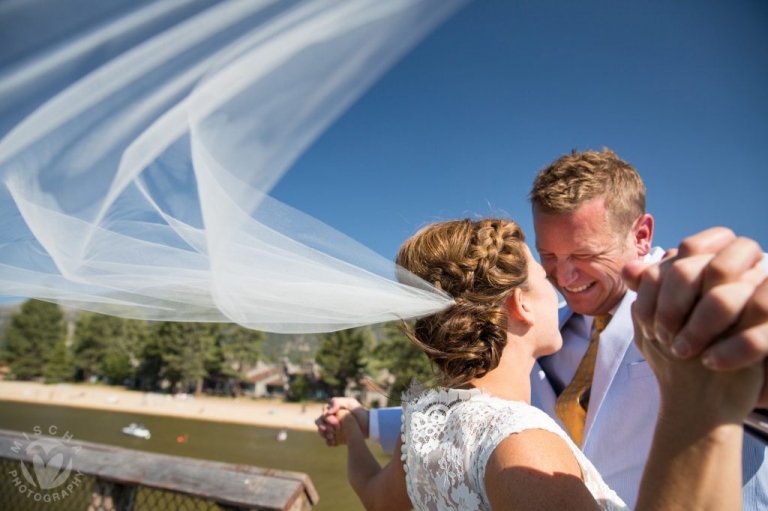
[[533, 197, 645, 316]]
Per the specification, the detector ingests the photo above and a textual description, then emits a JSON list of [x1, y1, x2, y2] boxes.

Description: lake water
[[0, 400, 389, 510]]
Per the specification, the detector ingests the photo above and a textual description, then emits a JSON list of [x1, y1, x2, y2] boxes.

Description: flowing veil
[[0, 0, 464, 333]]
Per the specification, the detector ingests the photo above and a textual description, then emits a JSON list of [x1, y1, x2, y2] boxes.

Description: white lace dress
[[401, 386, 628, 511]]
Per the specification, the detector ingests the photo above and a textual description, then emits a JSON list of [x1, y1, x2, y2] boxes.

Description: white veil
[[0, 0, 463, 333]]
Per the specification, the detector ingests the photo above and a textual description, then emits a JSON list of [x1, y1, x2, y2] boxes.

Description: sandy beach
[[0, 381, 323, 432]]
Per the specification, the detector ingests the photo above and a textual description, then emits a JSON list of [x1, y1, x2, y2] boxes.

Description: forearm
[[344, 419, 382, 497], [636, 407, 743, 511], [628, 294, 761, 511], [342, 417, 387, 510]]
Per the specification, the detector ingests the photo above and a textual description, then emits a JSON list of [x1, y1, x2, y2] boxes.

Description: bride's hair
[[396, 218, 530, 387]]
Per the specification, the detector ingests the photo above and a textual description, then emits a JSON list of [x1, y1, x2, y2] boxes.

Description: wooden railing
[[0, 428, 318, 510]]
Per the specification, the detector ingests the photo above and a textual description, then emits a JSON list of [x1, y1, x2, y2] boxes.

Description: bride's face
[[523, 245, 563, 357]]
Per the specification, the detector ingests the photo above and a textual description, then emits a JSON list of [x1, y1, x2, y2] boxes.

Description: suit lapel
[[583, 289, 637, 441], [584, 247, 665, 443]]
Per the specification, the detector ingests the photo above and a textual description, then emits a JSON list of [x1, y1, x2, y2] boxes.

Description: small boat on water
[[122, 423, 151, 439], [276, 429, 288, 442]]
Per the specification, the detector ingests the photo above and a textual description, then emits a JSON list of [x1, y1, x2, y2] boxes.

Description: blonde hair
[[529, 148, 646, 235], [396, 218, 529, 388]]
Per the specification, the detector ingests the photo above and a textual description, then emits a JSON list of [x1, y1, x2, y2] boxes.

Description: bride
[[331, 218, 763, 511]]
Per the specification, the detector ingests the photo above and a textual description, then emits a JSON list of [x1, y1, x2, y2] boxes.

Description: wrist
[[657, 362, 762, 427], [351, 407, 370, 438], [340, 410, 363, 438], [658, 397, 745, 438]]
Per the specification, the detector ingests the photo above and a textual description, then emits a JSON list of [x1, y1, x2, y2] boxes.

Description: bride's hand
[[316, 397, 369, 446], [624, 228, 766, 364], [628, 233, 766, 511], [624, 229, 766, 421], [334, 408, 363, 446], [632, 312, 762, 425]]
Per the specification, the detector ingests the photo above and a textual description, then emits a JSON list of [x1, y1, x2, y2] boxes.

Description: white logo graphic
[[9, 425, 84, 503]]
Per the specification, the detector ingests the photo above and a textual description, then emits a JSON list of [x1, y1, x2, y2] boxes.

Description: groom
[[316, 148, 768, 508], [525, 148, 768, 507]]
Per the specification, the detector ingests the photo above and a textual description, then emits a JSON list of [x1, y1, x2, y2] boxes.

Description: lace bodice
[[402, 386, 628, 511]]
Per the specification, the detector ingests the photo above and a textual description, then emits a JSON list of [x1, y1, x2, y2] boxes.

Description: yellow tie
[[555, 314, 612, 446]]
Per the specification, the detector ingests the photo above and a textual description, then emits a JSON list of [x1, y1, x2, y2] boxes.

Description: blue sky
[[1, 0, 765, 308], [272, 0, 768, 262]]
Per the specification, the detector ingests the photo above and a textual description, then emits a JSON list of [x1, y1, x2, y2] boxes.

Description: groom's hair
[[528, 147, 646, 237], [396, 218, 529, 388]]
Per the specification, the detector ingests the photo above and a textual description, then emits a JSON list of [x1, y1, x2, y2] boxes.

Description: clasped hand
[[624, 227, 768, 411]]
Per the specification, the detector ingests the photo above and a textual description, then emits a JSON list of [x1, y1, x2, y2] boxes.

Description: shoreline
[[0, 381, 323, 432]]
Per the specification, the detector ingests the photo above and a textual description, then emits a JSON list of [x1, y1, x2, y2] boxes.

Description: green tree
[[104, 318, 149, 384], [102, 348, 132, 383], [72, 313, 111, 382], [288, 373, 311, 402], [212, 324, 265, 396], [137, 326, 164, 391], [373, 322, 434, 406], [157, 321, 218, 395], [315, 327, 372, 396], [2, 300, 65, 380], [72, 313, 147, 384], [43, 339, 75, 383]]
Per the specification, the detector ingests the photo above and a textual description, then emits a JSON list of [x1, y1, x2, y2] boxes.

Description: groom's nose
[[555, 258, 578, 288]]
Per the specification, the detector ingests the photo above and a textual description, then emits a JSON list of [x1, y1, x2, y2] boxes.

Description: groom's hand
[[623, 227, 768, 405], [315, 397, 369, 446]]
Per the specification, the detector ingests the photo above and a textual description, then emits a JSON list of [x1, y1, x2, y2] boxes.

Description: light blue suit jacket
[[375, 250, 768, 508], [534, 289, 768, 508]]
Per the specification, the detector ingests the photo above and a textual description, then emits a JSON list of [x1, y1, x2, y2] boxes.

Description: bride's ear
[[505, 288, 534, 327]]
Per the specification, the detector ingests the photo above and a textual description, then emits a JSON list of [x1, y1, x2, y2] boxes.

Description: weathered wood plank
[[0, 428, 318, 510]]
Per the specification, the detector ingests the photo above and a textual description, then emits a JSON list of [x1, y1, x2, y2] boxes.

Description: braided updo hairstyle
[[396, 218, 530, 388]]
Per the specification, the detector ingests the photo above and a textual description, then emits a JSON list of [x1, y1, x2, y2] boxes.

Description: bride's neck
[[467, 338, 535, 403]]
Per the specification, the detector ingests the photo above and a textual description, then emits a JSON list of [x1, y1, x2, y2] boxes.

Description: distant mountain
[[262, 332, 320, 363], [259, 323, 397, 364]]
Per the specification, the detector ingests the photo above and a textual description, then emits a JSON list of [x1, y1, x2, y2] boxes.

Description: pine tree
[[289, 373, 312, 401], [71, 313, 109, 382], [315, 327, 372, 396], [43, 339, 75, 383], [103, 318, 149, 384], [157, 321, 218, 395], [71, 313, 147, 384], [2, 300, 65, 380], [137, 327, 164, 391], [212, 324, 265, 396], [373, 322, 435, 406]]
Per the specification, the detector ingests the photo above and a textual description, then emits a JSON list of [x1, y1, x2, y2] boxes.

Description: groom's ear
[[505, 288, 534, 327]]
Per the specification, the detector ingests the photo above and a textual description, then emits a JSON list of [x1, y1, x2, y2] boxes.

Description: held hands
[[623, 227, 768, 409], [630, 301, 762, 424], [315, 397, 369, 447], [333, 409, 357, 446]]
